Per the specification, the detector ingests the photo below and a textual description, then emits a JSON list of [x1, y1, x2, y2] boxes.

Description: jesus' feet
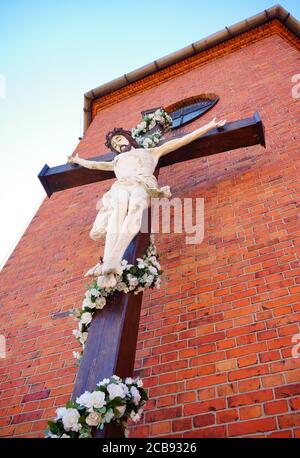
[[101, 257, 123, 276], [84, 261, 103, 277], [97, 273, 118, 289]]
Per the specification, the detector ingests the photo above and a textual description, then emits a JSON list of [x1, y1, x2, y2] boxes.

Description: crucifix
[[38, 107, 265, 438]]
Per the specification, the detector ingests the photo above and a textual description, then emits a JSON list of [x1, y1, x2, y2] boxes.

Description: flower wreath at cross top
[[131, 107, 173, 148]]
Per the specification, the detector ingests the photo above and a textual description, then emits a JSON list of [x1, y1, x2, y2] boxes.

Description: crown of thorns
[[105, 127, 139, 152]]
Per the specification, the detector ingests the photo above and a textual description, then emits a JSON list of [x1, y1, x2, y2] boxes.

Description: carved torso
[[113, 148, 158, 179]]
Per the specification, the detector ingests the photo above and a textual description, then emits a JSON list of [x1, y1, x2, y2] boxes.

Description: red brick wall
[[0, 26, 300, 438]]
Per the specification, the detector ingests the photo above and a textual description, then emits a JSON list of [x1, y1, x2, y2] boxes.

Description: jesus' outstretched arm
[[67, 153, 114, 171], [153, 117, 226, 159]]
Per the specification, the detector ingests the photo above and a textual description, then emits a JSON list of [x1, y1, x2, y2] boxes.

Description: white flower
[[115, 405, 126, 417], [136, 378, 143, 388], [154, 277, 161, 289], [91, 391, 106, 409], [97, 378, 110, 386], [62, 408, 81, 432], [72, 329, 81, 339], [137, 258, 146, 269], [76, 391, 93, 409], [85, 290, 92, 299], [130, 410, 141, 422], [95, 296, 106, 309], [47, 432, 59, 438], [125, 377, 134, 385], [143, 138, 152, 148], [130, 386, 141, 406], [88, 301, 97, 309], [82, 297, 92, 309], [148, 265, 157, 275], [116, 282, 129, 293], [107, 383, 125, 400], [90, 288, 100, 297], [103, 409, 114, 424], [61, 434, 70, 438], [73, 351, 81, 360], [80, 312, 93, 326], [112, 375, 121, 381], [55, 407, 67, 421], [86, 411, 102, 427], [121, 383, 129, 396], [127, 274, 139, 287], [79, 332, 88, 344], [145, 275, 154, 286]]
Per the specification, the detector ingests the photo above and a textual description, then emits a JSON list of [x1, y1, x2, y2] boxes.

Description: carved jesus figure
[[68, 117, 226, 287]]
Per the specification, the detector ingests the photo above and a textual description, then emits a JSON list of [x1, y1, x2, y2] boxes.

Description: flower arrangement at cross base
[[131, 108, 173, 148], [46, 375, 147, 438], [72, 237, 162, 363]]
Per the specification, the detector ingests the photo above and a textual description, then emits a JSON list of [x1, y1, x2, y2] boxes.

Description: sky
[[0, 0, 299, 269]]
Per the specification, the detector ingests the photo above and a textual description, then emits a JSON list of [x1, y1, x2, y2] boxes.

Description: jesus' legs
[[101, 186, 149, 275], [102, 187, 129, 270]]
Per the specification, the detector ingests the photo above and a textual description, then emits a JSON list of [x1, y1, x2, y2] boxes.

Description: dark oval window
[[165, 94, 219, 129]]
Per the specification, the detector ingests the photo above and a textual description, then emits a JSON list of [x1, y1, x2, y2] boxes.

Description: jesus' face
[[111, 134, 131, 153]]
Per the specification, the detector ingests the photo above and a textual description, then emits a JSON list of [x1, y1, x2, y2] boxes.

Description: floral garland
[[72, 237, 162, 362], [46, 375, 147, 438], [131, 108, 173, 148]]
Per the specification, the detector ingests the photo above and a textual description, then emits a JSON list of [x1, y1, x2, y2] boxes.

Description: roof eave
[[83, 4, 300, 133]]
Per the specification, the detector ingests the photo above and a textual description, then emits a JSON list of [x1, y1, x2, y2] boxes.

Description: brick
[[264, 400, 288, 415], [239, 405, 262, 420], [228, 418, 276, 436], [228, 389, 273, 407], [22, 389, 50, 403], [278, 413, 300, 429], [12, 411, 43, 425], [237, 355, 258, 367], [262, 374, 285, 387], [289, 396, 300, 411], [185, 426, 226, 438], [275, 383, 300, 399], [193, 413, 215, 427], [146, 406, 181, 423], [226, 342, 267, 359], [150, 421, 172, 436], [216, 409, 238, 424], [183, 398, 226, 416], [238, 378, 261, 393], [229, 364, 268, 381], [172, 418, 192, 432]]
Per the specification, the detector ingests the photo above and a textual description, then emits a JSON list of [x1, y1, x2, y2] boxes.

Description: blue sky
[[0, 0, 299, 268]]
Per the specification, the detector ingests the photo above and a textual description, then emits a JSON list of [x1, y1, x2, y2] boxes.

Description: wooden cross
[[38, 112, 265, 438]]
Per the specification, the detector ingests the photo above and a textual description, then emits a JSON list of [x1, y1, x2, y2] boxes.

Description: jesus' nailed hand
[[67, 117, 226, 288]]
